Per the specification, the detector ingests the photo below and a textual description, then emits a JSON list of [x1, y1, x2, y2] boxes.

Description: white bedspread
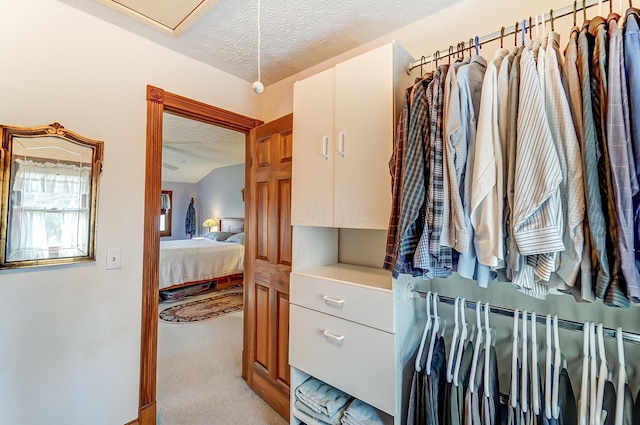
[[159, 238, 244, 289]]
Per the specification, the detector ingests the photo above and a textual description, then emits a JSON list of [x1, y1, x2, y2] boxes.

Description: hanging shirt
[[456, 55, 496, 287], [544, 31, 586, 291], [441, 57, 471, 254], [590, 16, 630, 307], [624, 11, 640, 296], [577, 24, 617, 306], [416, 65, 453, 278], [384, 87, 412, 273], [512, 44, 564, 288], [606, 15, 640, 303], [470, 48, 509, 269], [393, 77, 432, 278], [562, 26, 595, 303]]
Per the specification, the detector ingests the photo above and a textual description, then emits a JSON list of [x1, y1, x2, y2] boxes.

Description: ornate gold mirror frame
[[0, 122, 103, 269]]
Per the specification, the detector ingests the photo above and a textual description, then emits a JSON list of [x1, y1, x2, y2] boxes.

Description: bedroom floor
[[157, 289, 288, 425]]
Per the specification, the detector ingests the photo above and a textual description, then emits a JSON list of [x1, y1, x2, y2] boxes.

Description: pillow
[[203, 231, 234, 241], [225, 232, 245, 244]]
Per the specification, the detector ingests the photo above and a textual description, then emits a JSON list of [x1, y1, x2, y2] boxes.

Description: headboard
[[218, 217, 245, 234]]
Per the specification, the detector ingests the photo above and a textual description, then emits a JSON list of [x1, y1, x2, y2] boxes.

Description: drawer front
[[290, 273, 394, 332], [289, 305, 396, 415]]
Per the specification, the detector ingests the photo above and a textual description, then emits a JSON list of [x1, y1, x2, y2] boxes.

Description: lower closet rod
[[411, 289, 640, 345]]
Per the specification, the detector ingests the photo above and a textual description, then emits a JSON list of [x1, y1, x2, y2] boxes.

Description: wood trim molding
[[124, 419, 140, 425], [139, 85, 262, 425]]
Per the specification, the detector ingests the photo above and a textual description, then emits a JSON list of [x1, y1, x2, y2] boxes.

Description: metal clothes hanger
[[446, 297, 461, 383], [500, 26, 505, 48], [550, 9, 555, 31], [449, 45, 454, 64], [453, 297, 468, 387], [514, 21, 519, 47], [522, 310, 529, 414], [415, 291, 432, 372], [511, 308, 520, 409], [532, 312, 541, 415], [483, 302, 491, 398], [614, 328, 626, 425], [579, 321, 590, 425], [469, 301, 484, 393], [425, 293, 441, 376]]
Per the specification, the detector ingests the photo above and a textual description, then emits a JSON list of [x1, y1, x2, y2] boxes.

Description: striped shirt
[[513, 45, 564, 257], [543, 31, 586, 291]]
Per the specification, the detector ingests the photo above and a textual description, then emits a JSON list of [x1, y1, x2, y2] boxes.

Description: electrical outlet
[[106, 248, 122, 270]]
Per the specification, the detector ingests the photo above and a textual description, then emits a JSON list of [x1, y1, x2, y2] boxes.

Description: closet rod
[[411, 290, 640, 344], [408, 0, 615, 70]]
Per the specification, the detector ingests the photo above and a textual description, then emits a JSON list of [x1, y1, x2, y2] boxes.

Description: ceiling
[[59, 0, 458, 183], [161, 112, 245, 183], [59, 0, 457, 86]]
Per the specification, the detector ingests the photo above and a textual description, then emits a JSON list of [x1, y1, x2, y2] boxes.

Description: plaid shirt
[[383, 87, 411, 272], [393, 77, 432, 278], [415, 65, 454, 278]]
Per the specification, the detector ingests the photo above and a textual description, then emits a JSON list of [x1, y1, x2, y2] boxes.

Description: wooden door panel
[[255, 284, 270, 370], [276, 294, 290, 386], [256, 182, 270, 261], [278, 178, 292, 266], [244, 114, 293, 420]]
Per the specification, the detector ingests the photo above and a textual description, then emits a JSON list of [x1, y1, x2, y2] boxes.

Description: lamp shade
[[203, 218, 217, 232]]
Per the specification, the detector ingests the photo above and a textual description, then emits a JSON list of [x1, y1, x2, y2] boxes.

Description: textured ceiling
[[59, 0, 457, 85], [161, 112, 245, 184]]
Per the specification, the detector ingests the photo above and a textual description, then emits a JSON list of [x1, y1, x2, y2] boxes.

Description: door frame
[[138, 85, 262, 425]]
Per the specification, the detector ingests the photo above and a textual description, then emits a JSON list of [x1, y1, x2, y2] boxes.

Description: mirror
[[0, 123, 103, 269]]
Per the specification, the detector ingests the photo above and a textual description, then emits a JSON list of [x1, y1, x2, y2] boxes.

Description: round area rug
[[159, 291, 243, 323]]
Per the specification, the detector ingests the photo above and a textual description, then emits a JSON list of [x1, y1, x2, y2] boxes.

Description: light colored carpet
[[157, 291, 289, 425]]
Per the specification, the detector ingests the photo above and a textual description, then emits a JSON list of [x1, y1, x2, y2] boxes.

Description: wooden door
[[334, 43, 394, 229], [243, 113, 293, 419], [291, 67, 335, 227]]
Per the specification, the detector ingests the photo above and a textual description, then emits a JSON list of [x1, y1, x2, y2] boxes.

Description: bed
[[159, 217, 245, 292]]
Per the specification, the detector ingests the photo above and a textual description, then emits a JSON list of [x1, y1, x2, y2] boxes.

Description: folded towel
[[294, 399, 348, 425], [340, 399, 392, 425], [295, 377, 352, 417]]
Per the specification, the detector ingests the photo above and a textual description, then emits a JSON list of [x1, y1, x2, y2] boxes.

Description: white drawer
[[289, 304, 395, 416], [290, 264, 394, 332]]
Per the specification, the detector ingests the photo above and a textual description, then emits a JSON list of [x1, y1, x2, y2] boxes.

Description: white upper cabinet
[[292, 41, 413, 229]]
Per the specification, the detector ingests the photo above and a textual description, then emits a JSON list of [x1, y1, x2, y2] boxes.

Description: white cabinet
[[292, 41, 414, 229], [289, 263, 421, 425]]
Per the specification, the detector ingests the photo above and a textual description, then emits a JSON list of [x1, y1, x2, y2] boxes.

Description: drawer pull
[[322, 295, 345, 306], [323, 330, 345, 342]]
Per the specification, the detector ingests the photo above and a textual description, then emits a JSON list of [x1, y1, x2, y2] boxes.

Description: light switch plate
[[106, 248, 122, 270]]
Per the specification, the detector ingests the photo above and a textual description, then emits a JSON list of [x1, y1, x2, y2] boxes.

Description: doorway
[[138, 85, 262, 425]]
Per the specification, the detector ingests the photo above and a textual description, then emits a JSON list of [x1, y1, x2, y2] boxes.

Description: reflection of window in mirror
[[160, 190, 172, 237]]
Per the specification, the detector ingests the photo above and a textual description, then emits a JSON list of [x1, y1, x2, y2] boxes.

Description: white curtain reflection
[[9, 159, 90, 260]]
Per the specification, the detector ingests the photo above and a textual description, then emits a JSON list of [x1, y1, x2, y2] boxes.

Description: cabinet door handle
[[338, 132, 345, 157], [322, 136, 329, 159], [322, 295, 345, 306], [323, 330, 345, 342]]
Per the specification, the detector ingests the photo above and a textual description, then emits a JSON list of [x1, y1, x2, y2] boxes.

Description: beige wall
[[0, 1, 256, 424]]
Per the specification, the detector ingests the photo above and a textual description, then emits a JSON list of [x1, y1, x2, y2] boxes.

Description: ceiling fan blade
[[162, 162, 179, 171]]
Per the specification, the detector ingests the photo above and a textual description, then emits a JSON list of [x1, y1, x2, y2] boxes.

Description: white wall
[[0, 1, 257, 424], [161, 182, 198, 241], [197, 164, 245, 223]]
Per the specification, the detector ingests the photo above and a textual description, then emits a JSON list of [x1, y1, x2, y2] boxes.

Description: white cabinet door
[[334, 43, 394, 229], [292, 67, 335, 227]]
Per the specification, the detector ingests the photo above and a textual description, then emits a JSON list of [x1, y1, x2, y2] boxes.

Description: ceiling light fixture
[[252, 0, 264, 94]]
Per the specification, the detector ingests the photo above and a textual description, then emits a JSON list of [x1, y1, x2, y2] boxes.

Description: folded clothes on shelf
[[340, 399, 392, 425], [294, 399, 348, 425], [295, 377, 353, 418]]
